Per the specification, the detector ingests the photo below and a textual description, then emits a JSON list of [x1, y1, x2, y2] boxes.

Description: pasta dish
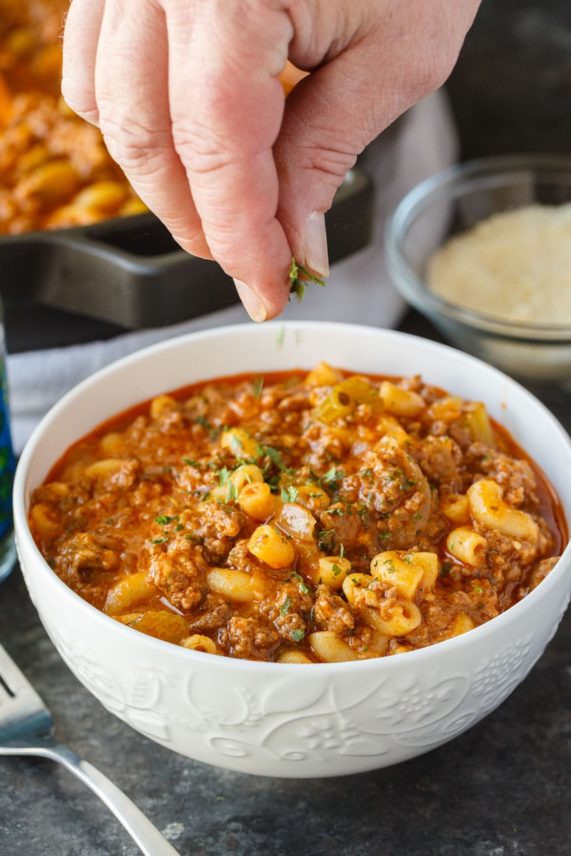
[[29, 364, 566, 662]]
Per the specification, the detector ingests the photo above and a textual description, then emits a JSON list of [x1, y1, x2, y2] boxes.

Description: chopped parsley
[[332, 563, 343, 577], [401, 477, 417, 491], [472, 582, 484, 595], [218, 468, 231, 486], [151, 537, 168, 545], [182, 457, 200, 467], [323, 466, 344, 485], [280, 595, 292, 616], [289, 257, 326, 302], [155, 514, 178, 526], [262, 445, 287, 471], [226, 481, 239, 502], [196, 415, 222, 439], [291, 628, 306, 642], [290, 572, 310, 594], [281, 485, 299, 504]]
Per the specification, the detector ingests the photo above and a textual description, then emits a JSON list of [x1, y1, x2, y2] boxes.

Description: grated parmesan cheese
[[427, 204, 571, 324]]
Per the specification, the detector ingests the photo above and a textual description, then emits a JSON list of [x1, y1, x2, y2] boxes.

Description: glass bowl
[[385, 154, 571, 386]]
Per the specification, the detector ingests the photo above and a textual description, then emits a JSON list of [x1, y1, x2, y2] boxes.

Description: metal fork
[[0, 643, 179, 856]]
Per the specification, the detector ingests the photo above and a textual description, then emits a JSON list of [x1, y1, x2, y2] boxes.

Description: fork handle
[[6, 742, 180, 856]]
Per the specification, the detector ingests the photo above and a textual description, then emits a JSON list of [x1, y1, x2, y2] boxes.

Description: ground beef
[[182, 501, 245, 563], [218, 615, 280, 660], [260, 581, 313, 642], [529, 555, 560, 589], [146, 538, 207, 612], [226, 539, 265, 574], [313, 585, 355, 634], [53, 532, 122, 607], [480, 528, 538, 587], [55, 532, 121, 582], [415, 435, 463, 489], [317, 505, 364, 552], [187, 593, 232, 633], [465, 443, 537, 507]]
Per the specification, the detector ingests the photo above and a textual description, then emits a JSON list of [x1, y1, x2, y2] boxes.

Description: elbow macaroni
[[248, 525, 296, 569], [379, 381, 425, 417], [374, 600, 422, 637], [446, 527, 488, 567], [440, 493, 470, 525], [207, 569, 254, 602], [308, 631, 358, 662], [467, 479, 539, 542], [370, 551, 439, 599]]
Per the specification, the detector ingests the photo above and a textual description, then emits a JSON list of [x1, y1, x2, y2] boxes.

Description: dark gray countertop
[[1, 311, 570, 856]]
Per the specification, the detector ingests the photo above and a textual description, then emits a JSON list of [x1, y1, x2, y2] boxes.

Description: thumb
[[275, 0, 478, 277]]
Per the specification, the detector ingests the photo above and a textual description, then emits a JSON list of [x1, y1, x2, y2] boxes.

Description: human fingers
[[61, 0, 105, 125], [275, 0, 480, 275], [165, 0, 295, 320], [93, 0, 211, 258]]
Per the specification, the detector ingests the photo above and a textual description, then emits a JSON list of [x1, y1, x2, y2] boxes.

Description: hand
[[62, 0, 479, 320]]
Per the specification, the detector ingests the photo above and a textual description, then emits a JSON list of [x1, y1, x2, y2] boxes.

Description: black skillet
[[0, 167, 374, 353]]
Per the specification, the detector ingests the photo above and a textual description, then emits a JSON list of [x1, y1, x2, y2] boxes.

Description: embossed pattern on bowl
[[13, 323, 571, 777]]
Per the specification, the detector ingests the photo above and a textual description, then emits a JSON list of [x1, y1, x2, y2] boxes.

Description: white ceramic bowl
[[13, 323, 571, 778]]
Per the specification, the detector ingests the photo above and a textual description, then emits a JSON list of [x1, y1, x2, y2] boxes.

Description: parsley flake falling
[[288, 257, 326, 302]]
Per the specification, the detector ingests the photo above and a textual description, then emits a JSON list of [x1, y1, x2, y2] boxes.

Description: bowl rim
[[13, 320, 571, 672], [385, 152, 571, 342]]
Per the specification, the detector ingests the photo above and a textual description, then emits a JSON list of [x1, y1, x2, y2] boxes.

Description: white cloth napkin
[[7, 90, 457, 453]]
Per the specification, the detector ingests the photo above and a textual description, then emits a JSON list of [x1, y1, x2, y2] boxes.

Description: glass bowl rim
[[385, 152, 571, 343]]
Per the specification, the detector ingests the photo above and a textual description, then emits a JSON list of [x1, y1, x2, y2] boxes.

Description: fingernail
[[304, 212, 329, 278], [233, 280, 268, 323]]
